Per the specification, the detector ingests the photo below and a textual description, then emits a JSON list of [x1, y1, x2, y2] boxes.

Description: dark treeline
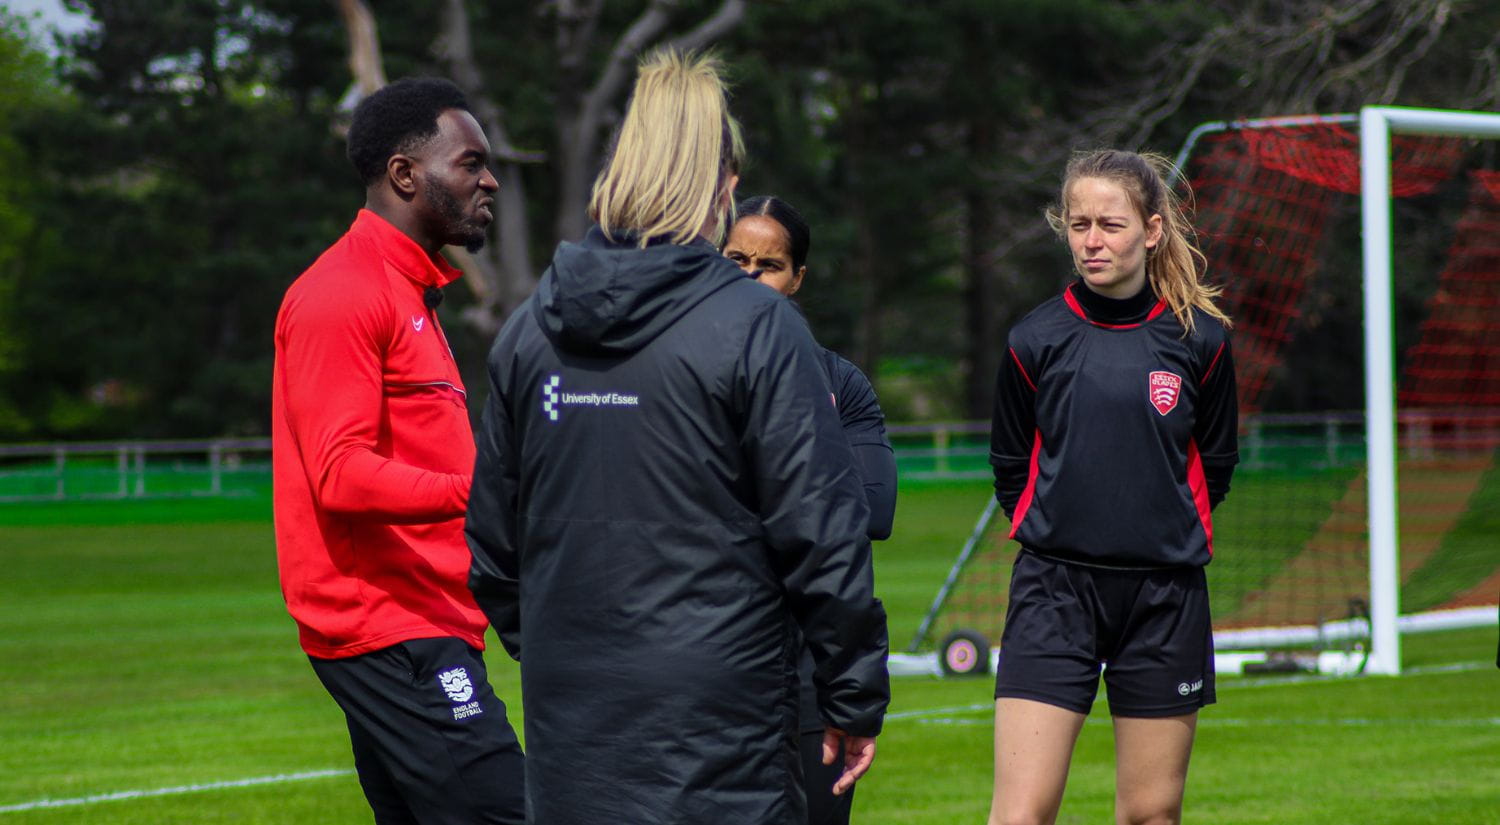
[[0, 0, 1495, 439]]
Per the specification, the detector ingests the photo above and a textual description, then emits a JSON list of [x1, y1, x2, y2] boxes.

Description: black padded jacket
[[465, 227, 890, 824]]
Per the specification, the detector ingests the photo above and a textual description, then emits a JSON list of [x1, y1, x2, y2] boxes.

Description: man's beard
[[425, 174, 487, 252]]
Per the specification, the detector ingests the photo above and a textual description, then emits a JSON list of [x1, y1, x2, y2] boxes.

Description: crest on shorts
[[1148, 370, 1182, 415], [437, 667, 475, 703]]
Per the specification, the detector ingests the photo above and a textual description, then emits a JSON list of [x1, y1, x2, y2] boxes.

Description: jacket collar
[[351, 208, 464, 289]]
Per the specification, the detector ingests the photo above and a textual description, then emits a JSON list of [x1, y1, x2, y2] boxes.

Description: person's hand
[[821, 726, 877, 796]]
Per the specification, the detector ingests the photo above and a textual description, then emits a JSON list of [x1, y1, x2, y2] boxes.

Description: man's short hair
[[347, 77, 471, 185]]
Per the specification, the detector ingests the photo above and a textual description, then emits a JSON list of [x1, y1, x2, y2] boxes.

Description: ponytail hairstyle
[[588, 48, 745, 248], [1047, 149, 1231, 335], [736, 195, 811, 271]]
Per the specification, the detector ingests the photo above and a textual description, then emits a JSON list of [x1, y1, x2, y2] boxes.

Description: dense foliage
[[1, 1, 1496, 438]]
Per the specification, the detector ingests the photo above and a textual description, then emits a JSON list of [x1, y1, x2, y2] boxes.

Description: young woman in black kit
[[987, 149, 1238, 825]]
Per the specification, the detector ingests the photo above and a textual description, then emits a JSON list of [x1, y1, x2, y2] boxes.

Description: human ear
[[1145, 213, 1164, 249], [787, 266, 806, 297], [708, 174, 740, 243], [720, 174, 740, 215], [387, 154, 418, 198]]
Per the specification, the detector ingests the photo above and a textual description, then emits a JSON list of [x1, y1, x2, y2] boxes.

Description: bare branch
[[331, 0, 386, 131], [665, 0, 748, 53], [1122, 27, 1232, 149], [581, 0, 677, 118], [1463, 28, 1500, 108], [1306, 1, 1437, 104], [1380, 0, 1453, 102]]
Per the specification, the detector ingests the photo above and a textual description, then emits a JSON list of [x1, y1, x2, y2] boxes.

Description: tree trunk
[[333, 0, 385, 101], [435, 0, 541, 332]]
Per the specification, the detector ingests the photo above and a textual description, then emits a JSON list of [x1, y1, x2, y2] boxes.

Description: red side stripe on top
[[1007, 430, 1043, 540], [1008, 347, 1037, 392], [1201, 341, 1227, 382], [1186, 438, 1213, 556], [1062, 283, 1168, 329]]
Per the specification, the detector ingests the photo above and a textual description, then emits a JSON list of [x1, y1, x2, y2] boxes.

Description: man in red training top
[[272, 77, 523, 824]]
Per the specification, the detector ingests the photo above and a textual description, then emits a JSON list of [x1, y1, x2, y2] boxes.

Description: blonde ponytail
[[588, 49, 744, 248]]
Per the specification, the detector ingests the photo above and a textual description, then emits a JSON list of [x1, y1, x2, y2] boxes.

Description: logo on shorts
[[1149, 370, 1182, 415], [411, 315, 425, 333], [438, 666, 485, 721], [438, 667, 474, 703], [1177, 679, 1204, 696]]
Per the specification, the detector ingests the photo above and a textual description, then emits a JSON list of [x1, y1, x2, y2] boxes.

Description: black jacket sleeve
[[831, 355, 897, 541], [853, 443, 897, 541], [740, 301, 890, 737], [990, 344, 1038, 520], [1193, 334, 1239, 510], [465, 341, 524, 660]]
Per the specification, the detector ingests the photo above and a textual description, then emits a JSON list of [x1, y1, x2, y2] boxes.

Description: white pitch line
[[0, 769, 353, 814], [885, 660, 1498, 725], [1216, 658, 1493, 690], [886, 702, 993, 720]]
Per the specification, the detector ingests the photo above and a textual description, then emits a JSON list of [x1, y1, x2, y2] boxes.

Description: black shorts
[[994, 550, 1216, 718], [310, 637, 526, 825]]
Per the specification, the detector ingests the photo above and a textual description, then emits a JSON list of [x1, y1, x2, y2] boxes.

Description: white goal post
[[1360, 105, 1500, 675]]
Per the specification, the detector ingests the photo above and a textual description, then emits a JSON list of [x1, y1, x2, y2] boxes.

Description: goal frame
[[1178, 105, 1500, 675], [1358, 105, 1500, 675]]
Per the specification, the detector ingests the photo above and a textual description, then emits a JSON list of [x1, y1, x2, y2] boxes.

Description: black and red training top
[[989, 278, 1239, 569]]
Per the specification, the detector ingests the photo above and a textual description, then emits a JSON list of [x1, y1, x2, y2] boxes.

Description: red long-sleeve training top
[[272, 209, 488, 658]]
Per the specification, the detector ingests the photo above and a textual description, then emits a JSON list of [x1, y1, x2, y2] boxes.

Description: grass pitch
[[1, 480, 1496, 824]]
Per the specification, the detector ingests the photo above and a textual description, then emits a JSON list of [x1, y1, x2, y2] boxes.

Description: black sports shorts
[[994, 550, 1216, 717], [310, 636, 526, 825]]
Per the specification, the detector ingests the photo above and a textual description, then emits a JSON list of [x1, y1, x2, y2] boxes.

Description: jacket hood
[[533, 226, 748, 355]]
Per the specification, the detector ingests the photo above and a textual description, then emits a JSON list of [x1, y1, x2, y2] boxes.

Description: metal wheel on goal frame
[[938, 628, 991, 677]]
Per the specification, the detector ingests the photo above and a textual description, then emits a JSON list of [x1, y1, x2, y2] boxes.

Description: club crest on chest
[[1149, 370, 1182, 415]]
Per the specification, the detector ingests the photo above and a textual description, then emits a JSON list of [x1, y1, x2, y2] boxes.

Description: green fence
[[0, 439, 271, 501]]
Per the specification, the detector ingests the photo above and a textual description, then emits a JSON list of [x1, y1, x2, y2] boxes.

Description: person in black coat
[[724, 194, 897, 825], [464, 49, 890, 825]]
